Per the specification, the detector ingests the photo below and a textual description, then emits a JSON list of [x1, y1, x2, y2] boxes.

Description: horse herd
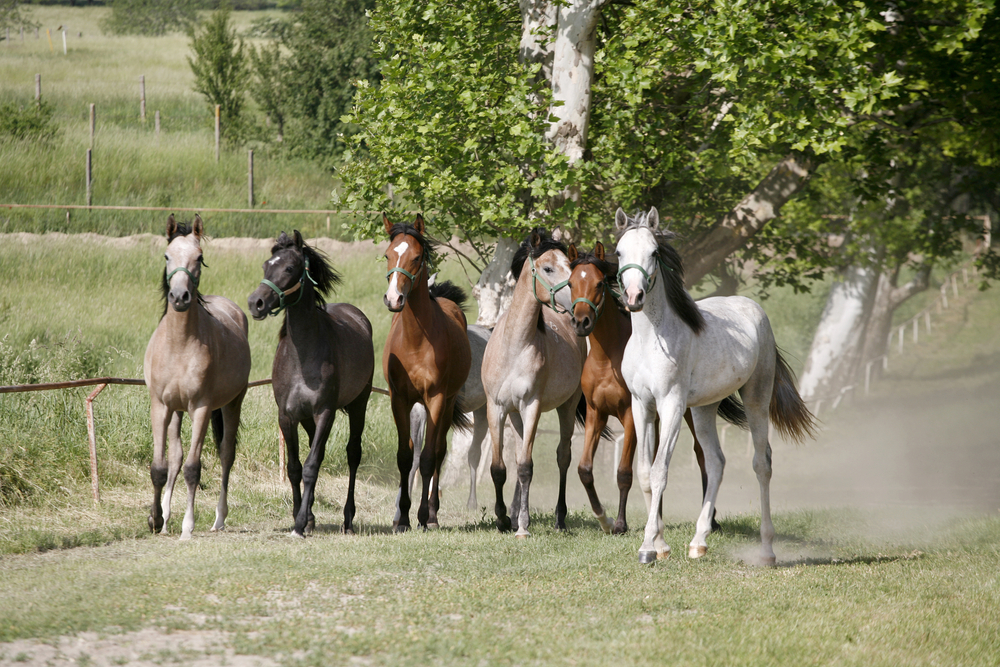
[[144, 208, 815, 565]]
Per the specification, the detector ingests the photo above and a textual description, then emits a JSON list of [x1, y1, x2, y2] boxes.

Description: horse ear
[[293, 230, 304, 248], [594, 242, 605, 261], [647, 207, 660, 230], [614, 208, 628, 231], [414, 213, 425, 235], [192, 214, 204, 240], [166, 214, 177, 239], [529, 229, 542, 249], [567, 244, 578, 262], [383, 212, 394, 236]]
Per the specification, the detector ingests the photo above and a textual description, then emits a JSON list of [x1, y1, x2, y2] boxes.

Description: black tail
[[452, 396, 472, 433], [771, 348, 817, 443], [717, 394, 748, 429], [210, 408, 224, 456], [575, 394, 613, 440], [429, 280, 468, 311]]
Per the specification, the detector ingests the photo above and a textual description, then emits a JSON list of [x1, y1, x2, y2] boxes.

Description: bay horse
[[614, 207, 815, 564], [382, 213, 472, 531], [394, 322, 491, 524], [247, 231, 374, 537], [144, 214, 251, 540], [567, 243, 746, 535], [482, 228, 587, 536]]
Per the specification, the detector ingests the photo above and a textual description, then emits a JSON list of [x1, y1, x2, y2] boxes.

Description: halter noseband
[[571, 282, 606, 321], [617, 257, 672, 294], [259, 256, 316, 317], [529, 253, 570, 314], [166, 266, 200, 289]]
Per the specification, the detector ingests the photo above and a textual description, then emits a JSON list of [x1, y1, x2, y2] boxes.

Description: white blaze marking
[[394, 241, 409, 256], [581, 270, 587, 279], [267, 256, 280, 266]]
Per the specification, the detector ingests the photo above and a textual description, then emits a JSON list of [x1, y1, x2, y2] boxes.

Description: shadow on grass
[[776, 551, 925, 568]]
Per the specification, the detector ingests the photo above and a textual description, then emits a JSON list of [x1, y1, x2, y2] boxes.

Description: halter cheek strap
[[259, 257, 316, 317], [529, 254, 570, 314]]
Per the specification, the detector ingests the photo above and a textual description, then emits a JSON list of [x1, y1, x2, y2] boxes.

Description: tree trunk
[[858, 263, 932, 376], [678, 152, 817, 287], [472, 236, 520, 328], [798, 263, 879, 403]]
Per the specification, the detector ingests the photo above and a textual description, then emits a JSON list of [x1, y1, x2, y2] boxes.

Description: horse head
[[248, 230, 340, 319], [383, 212, 429, 312], [511, 228, 573, 314], [162, 214, 205, 313], [614, 207, 661, 312], [567, 242, 614, 336]]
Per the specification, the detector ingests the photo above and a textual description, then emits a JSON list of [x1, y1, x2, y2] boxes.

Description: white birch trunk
[[798, 264, 879, 402], [472, 236, 520, 328]]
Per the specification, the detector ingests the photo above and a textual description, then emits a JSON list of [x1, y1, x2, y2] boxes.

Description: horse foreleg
[[343, 390, 370, 535], [554, 397, 578, 532], [428, 396, 459, 529], [148, 401, 172, 534], [614, 407, 637, 535], [466, 405, 488, 510], [639, 398, 683, 563], [160, 410, 184, 534], [179, 406, 212, 540], [487, 401, 511, 533], [390, 393, 414, 532], [212, 391, 245, 532], [394, 404, 426, 526], [417, 395, 446, 529], [512, 402, 541, 538], [748, 404, 776, 566], [633, 398, 664, 563], [295, 410, 335, 538], [689, 405, 725, 558], [578, 404, 612, 533]]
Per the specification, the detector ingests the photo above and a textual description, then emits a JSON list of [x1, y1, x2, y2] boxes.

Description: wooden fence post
[[214, 105, 221, 162], [89, 103, 95, 148], [140, 75, 146, 122], [248, 149, 254, 208], [86, 149, 93, 207], [61, 28, 66, 55], [898, 326, 904, 354], [155, 110, 160, 135], [35, 73, 41, 104]]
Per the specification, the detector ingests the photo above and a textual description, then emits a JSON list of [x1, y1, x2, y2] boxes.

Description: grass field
[[0, 6, 354, 239]]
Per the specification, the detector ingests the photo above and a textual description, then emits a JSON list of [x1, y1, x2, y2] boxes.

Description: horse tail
[[717, 394, 748, 429], [770, 348, 817, 443], [452, 396, 472, 433], [429, 280, 468, 312], [576, 394, 614, 440], [210, 408, 225, 456]]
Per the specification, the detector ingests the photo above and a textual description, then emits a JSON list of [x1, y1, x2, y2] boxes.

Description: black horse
[[248, 231, 375, 536]]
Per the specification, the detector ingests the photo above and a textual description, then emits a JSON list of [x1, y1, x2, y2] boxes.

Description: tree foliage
[[188, 5, 249, 142], [100, 0, 199, 37]]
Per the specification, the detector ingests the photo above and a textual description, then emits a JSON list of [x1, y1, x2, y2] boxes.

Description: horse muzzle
[[384, 292, 406, 312], [169, 289, 193, 312], [571, 314, 595, 337], [625, 289, 646, 312], [247, 286, 273, 320]]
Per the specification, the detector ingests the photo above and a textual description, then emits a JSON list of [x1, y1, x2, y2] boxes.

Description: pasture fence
[[0, 375, 390, 503]]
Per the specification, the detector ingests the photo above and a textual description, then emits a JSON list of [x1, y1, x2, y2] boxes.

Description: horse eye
[[197, 256, 204, 264], [164, 254, 169, 261]]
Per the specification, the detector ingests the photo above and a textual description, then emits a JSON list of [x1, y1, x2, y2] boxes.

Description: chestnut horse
[[144, 215, 251, 540], [482, 228, 587, 536], [247, 231, 374, 537], [382, 213, 472, 531], [567, 243, 744, 535]]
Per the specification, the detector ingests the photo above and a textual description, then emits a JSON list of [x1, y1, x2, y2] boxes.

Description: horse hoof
[[290, 530, 306, 539], [612, 523, 628, 536], [426, 522, 440, 531], [638, 550, 657, 565], [148, 516, 159, 533], [657, 547, 671, 560], [394, 524, 411, 534], [342, 526, 354, 536], [496, 517, 512, 533], [515, 530, 530, 539], [761, 555, 777, 567], [688, 545, 708, 559], [597, 514, 614, 534], [179, 533, 193, 542]]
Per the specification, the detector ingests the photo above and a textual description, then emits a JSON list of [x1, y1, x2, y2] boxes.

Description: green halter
[[259, 256, 316, 317], [571, 283, 606, 321], [166, 266, 200, 289], [385, 252, 425, 285], [617, 257, 672, 294], [529, 253, 570, 314]]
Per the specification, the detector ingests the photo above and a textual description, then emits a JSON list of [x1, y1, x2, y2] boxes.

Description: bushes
[[0, 101, 58, 143], [188, 5, 250, 142], [100, 0, 199, 37]]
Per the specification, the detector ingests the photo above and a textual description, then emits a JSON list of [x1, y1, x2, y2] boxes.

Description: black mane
[[429, 280, 468, 312], [616, 211, 704, 333], [511, 228, 568, 280], [271, 232, 342, 305]]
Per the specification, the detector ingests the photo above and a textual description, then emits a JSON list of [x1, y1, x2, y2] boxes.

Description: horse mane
[[160, 220, 206, 319], [387, 222, 440, 270], [569, 250, 628, 316], [510, 228, 568, 280], [616, 211, 704, 334], [271, 232, 342, 305], [429, 280, 468, 312]]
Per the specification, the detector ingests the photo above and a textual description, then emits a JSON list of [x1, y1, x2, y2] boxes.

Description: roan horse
[[382, 213, 472, 531], [615, 208, 815, 564], [247, 231, 374, 537], [144, 215, 251, 540], [566, 243, 746, 535], [482, 228, 587, 536]]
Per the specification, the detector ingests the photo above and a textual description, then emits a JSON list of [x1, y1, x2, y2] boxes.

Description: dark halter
[[259, 256, 317, 317]]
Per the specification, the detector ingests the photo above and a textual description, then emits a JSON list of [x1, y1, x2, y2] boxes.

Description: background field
[[2, 5, 1000, 667]]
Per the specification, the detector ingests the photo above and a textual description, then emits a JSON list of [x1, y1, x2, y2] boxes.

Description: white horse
[[614, 207, 815, 565]]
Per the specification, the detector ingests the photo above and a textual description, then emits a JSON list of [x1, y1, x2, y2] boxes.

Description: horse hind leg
[[159, 410, 184, 534], [394, 403, 425, 526], [577, 404, 613, 533], [613, 408, 638, 535], [687, 409, 720, 534], [180, 407, 212, 540], [279, 414, 304, 535], [148, 402, 174, 534], [342, 389, 371, 535], [688, 405, 725, 559], [466, 405, 488, 510], [746, 396, 776, 566], [487, 401, 512, 533], [212, 390, 245, 532]]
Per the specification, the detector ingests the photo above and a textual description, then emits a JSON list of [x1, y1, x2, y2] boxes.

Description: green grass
[[0, 6, 353, 238]]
